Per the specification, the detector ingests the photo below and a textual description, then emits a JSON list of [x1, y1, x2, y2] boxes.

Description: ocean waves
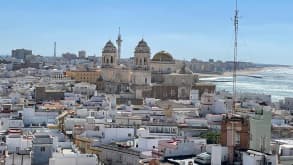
[[201, 67, 293, 102]]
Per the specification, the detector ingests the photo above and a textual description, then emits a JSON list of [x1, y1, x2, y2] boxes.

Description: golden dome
[[152, 51, 174, 62]]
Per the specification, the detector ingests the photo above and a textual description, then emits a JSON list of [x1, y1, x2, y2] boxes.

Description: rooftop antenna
[[232, 0, 239, 114], [54, 41, 56, 57]]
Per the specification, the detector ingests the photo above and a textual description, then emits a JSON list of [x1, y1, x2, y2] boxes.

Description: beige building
[[65, 70, 101, 84], [99, 39, 152, 98]]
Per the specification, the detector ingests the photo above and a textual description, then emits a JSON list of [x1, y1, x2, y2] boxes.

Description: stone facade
[[35, 87, 64, 102]]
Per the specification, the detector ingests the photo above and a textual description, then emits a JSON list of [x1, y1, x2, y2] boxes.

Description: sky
[[0, 0, 292, 65]]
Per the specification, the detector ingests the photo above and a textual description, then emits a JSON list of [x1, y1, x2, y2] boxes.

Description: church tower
[[116, 27, 122, 64], [134, 39, 150, 70], [102, 40, 117, 68]]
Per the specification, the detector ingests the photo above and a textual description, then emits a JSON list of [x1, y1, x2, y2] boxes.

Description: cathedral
[[97, 31, 198, 100]]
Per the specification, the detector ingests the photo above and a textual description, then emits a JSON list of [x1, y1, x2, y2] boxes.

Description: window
[[40, 146, 45, 152], [145, 78, 147, 84], [128, 133, 132, 137], [110, 56, 113, 63], [235, 132, 240, 145]]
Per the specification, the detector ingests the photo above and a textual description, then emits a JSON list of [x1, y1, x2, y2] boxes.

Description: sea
[[200, 67, 293, 102]]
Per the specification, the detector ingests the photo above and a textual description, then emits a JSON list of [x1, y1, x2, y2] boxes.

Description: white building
[[6, 135, 32, 153], [242, 150, 277, 165], [73, 82, 96, 97], [49, 147, 97, 165], [153, 138, 206, 158], [22, 107, 58, 126], [210, 145, 228, 165]]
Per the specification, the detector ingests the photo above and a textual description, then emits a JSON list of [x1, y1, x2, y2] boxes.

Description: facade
[[220, 115, 249, 163], [49, 152, 97, 165], [35, 87, 64, 102], [249, 107, 272, 154], [96, 143, 141, 165], [73, 82, 96, 97], [65, 70, 101, 84], [31, 134, 54, 165]]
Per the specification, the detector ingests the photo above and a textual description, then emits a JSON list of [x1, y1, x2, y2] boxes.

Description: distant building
[[62, 52, 77, 60], [31, 134, 54, 165], [11, 49, 32, 60], [78, 50, 86, 59], [11, 62, 40, 70], [280, 97, 293, 111]]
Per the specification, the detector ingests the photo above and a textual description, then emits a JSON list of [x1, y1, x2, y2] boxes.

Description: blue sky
[[0, 0, 292, 65]]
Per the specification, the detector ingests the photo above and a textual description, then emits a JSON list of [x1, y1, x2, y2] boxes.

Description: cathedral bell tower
[[116, 27, 122, 64]]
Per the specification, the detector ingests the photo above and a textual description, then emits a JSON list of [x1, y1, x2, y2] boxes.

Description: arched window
[[145, 77, 147, 84], [110, 56, 113, 63], [140, 59, 142, 65], [136, 58, 138, 65], [106, 58, 109, 64], [144, 58, 147, 65]]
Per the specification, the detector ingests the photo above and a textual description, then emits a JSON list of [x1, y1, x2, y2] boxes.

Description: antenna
[[232, 0, 239, 114]]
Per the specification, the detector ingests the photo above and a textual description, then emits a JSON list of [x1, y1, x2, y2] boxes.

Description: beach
[[197, 66, 284, 78]]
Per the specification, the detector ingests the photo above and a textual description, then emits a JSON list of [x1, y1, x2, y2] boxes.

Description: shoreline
[[197, 66, 289, 78]]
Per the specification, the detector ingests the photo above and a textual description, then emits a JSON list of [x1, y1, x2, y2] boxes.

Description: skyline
[[0, 0, 293, 65]]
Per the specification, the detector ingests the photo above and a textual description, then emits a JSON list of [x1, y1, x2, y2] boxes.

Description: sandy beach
[[197, 66, 285, 78]]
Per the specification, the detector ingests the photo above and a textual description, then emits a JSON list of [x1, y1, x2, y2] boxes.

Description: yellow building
[[65, 70, 101, 84], [74, 136, 101, 158]]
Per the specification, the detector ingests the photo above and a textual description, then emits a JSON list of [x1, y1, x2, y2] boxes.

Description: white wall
[[101, 128, 134, 144], [6, 136, 32, 153], [49, 153, 97, 165]]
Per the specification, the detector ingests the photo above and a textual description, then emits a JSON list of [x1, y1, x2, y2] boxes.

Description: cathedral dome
[[152, 51, 174, 62], [102, 40, 117, 53], [135, 39, 150, 53]]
